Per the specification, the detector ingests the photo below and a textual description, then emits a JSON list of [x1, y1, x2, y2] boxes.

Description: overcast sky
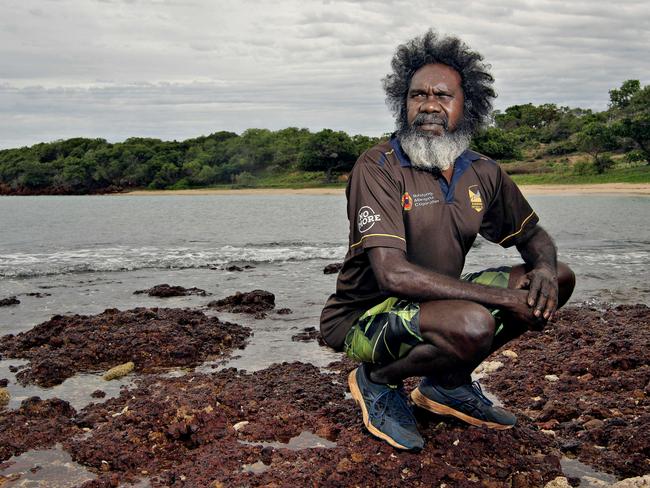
[[1, 0, 649, 149]]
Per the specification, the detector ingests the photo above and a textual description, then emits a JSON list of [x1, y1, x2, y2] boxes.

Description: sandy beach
[[124, 183, 650, 197]]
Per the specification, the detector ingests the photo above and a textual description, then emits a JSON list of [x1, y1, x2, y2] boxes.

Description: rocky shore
[[0, 301, 648, 487], [484, 304, 649, 478], [0, 307, 250, 387]]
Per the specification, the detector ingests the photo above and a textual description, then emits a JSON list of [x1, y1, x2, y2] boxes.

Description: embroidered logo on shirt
[[411, 192, 439, 207], [358, 206, 381, 233], [401, 192, 413, 211], [468, 185, 483, 212]]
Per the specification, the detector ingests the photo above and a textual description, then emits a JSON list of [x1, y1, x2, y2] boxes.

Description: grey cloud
[[299, 11, 359, 25], [1, 0, 649, 148]]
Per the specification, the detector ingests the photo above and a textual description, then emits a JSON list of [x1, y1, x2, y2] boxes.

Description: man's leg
[[368, 262, 575, 385], [367, 300, 495, 388], [368, 261, 575, 429], [345, 298, 428, 451], [363, 299, 518, 429]]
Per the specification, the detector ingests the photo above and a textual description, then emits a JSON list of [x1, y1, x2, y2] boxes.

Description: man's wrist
[[533, 263, 557, 277]]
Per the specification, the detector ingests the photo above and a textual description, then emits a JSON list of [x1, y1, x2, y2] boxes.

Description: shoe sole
[[411, 387, 515, 430], [348, 369, 412, 450]]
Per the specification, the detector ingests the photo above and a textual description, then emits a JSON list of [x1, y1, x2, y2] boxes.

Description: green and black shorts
[[343, 266, 511, 364]]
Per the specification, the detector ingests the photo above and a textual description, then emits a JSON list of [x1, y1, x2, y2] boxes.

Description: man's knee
[[455, 304, 495, 361], [557, 261, 576, 307], [422, 301, 495, 363]]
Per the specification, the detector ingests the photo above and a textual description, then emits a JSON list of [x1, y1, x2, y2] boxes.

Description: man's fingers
[[527, 274, 542, 308], [514, 272, 530, 289], [543, 294, 558, 320], [543, 285, 559, 320], [533, 285, 549, 318]]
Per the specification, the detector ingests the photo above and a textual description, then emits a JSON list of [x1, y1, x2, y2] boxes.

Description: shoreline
[[123, 183, 650, 197]]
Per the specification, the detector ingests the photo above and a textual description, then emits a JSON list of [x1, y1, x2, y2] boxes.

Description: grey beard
[[399, 127, 471, 172]]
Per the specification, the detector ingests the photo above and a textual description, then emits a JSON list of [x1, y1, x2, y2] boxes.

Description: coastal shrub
[[594, 154, 615, 174], [234, 171, 257, 188], [545, 139, 578, 156], [168, 178, 190, 190], [623, 150, 648, 165], [573, 160, 596, 176], [471, 127, 522, 160], [501, 161, 552, 175]]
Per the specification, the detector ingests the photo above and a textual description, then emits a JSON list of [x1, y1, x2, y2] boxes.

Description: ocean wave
[[0, 244, 348, 278]]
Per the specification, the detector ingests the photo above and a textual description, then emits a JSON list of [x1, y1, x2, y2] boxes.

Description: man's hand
[[503, 288, 544, 330], [514, 265, 559, 321]]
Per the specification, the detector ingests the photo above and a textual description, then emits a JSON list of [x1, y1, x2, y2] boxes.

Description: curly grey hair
[[383, 30, 496, 135]]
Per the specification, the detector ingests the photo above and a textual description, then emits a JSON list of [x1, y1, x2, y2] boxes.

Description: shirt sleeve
[[347, 155, 406, 255], [479, 165, 539, 247]]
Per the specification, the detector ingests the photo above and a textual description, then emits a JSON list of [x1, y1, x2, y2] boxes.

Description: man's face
[[406, 63, 464, 137]]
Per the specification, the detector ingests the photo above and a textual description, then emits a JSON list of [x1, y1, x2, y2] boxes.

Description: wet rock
[[291, 327, 321, 342], [0, 307, 250, 387], [582, 418, 605, 430], [260, 446, 274, 465], [0, 388, 9, 408], [0, 397, 79, 461], [0, 296, 20, 307], [0, 378, 8, 387], [610, 475, 650, 487], [62, 362, 563, 487], [225, 265, 255, 272], [502, 349, 518, 359], [484, 304, 650, 478], [323, 263, 343, 274], [544, 477, 572, 488], [24, 292, 51, 298], [103, 362, 134, 381], [91, 390, 106, 399], [133, 284, 208, 297], [473, 360, 503, 375], [276, 308, 292, 315], [208, 290, 275, 314]]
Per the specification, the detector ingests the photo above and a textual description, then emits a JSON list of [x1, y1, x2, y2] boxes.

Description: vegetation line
[[1, 80, 648, 195]]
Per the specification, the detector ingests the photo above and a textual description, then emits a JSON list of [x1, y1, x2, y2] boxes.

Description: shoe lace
[[369, 387, 416, 426], [470, 380, 493, 407]]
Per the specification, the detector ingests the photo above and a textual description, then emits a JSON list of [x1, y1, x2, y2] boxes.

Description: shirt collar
[[390, 134, 480, 169]]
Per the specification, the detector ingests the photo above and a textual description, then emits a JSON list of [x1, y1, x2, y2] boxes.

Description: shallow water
[[0, 444, 96, 487], [238, 430, 337, 451], [0, 194, 648, 305], [561, 456, 619, 486]]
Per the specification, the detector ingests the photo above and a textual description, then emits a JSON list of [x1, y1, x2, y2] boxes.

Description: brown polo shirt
[[319, 136, 539, 350]]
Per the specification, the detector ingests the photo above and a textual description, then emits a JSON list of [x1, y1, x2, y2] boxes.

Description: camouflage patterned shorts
[[343, 266, 511, 364]]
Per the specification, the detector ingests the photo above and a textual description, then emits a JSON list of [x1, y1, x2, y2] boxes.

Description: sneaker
[[411, 378, 516, 430], [348, 364, 424, 451]]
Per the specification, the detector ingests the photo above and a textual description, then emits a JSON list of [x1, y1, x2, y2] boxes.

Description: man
[[319, 30, 575, 451]]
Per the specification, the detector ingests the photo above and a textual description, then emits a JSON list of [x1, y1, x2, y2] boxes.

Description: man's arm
[[367, 246, 537, 324], [514, 225, 559, 320]]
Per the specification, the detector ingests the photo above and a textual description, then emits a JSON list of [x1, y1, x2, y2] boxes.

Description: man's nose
[[420, 96, 441, 113]]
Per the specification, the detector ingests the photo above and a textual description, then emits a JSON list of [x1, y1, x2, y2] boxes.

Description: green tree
[[609, 80, 641, 109], [577, 122, 617, 173], [299, 129, 356, 175], [494, 103, 561, 132], [471, 127, 522, 160], [610, 82, 650, 163], [17, 161, 54, 189]]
